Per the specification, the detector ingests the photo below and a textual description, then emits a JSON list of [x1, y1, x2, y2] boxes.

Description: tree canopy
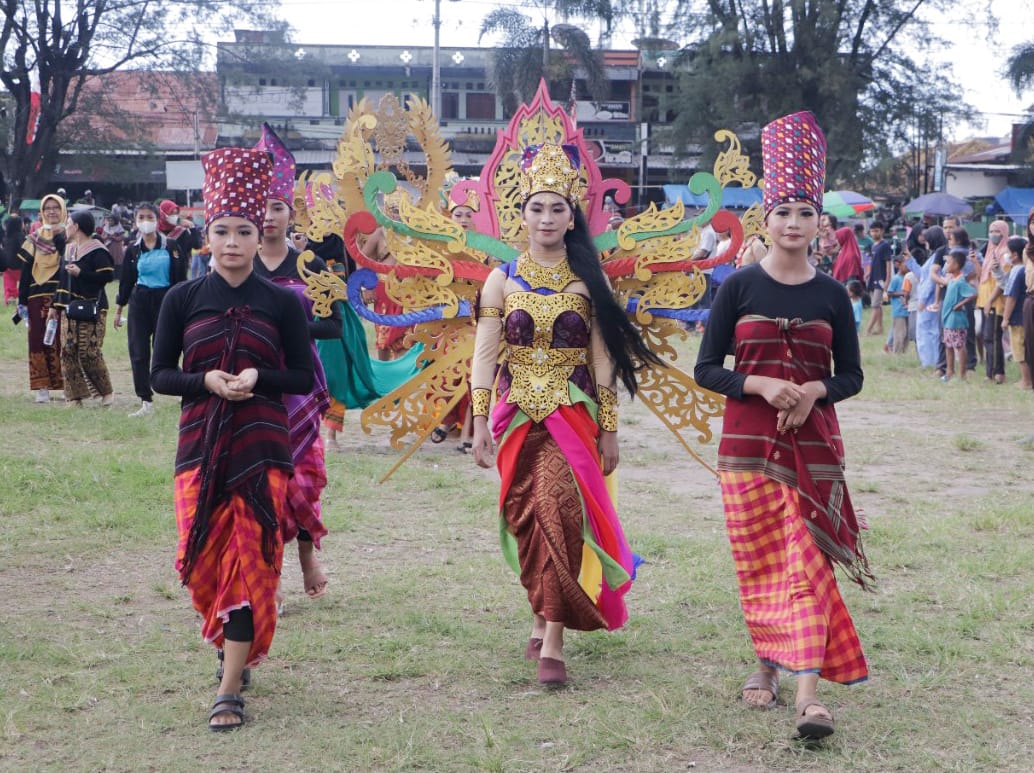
[[0, 0, 285, 205], [479, 0, 615, 111], [660, 0, 968, 185]]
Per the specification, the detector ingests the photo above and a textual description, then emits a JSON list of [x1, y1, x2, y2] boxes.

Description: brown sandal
[[524, 637, 543, 660], [795, 698, 835, 740], [537, 657, 567, 686], [741, 669, 779, 709]]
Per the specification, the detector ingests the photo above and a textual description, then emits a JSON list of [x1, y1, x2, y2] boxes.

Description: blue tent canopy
[[992, 187, 1034, 220], [663, 184, 762, 209]]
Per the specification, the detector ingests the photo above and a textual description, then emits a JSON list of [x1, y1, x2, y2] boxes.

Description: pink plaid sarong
[[720, 470, 868, 684]]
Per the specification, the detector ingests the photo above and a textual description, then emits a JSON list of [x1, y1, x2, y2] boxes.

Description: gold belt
[[507, 344, 587, 368]]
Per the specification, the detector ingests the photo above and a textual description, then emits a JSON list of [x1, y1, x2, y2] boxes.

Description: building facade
[[216, 30, 693, 209]]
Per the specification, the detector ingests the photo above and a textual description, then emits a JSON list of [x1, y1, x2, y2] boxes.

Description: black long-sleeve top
[[151, 270, 314, 400], [694, 263, 863, 404], [52, 243, 115, 311], [116, 233, 189, 306], [252, 247, 343, 340]]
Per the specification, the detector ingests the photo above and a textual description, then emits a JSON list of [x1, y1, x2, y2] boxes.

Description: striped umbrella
[[822, 190, 875, 219]]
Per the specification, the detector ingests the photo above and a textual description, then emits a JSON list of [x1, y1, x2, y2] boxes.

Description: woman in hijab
[[832, 226, 864, 284], [914, 226, 948, 369], [16, 194, 67, 402]]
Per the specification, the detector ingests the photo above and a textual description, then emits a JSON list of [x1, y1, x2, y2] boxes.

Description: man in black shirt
[[865, 221, 892, 336]]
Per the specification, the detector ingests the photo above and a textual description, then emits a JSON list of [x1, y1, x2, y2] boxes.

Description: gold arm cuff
[[471, 388, 492, 417], [597, 385, 618, 432], [478, 307, 502, 318]]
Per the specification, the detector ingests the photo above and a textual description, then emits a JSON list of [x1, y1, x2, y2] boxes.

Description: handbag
[[66, 297, 99, 321], [61, 252, 101, 322]]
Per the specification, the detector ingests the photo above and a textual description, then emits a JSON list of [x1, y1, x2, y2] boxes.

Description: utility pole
[[432, 0, 442, 118], [430, 0, 459, 120]]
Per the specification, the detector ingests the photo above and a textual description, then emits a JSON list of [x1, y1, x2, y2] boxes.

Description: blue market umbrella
[[903, 192, 973, 217]]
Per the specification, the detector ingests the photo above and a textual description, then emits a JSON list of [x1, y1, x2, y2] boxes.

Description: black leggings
[[223, 607, 254, 642]]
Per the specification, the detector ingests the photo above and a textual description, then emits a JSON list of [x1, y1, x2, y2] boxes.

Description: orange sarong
[[174, 467, 287, 667], [720, 470, 867, 684]]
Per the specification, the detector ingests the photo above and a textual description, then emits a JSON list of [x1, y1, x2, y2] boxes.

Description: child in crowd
[[887, 255, 911, 353], [847, 279, 865, 334], [941, 247, 976, 381], [1003, 238, 1031, 388], [902, 247, 924, 347]]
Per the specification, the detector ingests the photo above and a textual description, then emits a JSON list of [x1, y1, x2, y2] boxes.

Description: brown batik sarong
[[27, 295, 63, 390], [502, 423, 607, 631], [60, 310, 113, 401]]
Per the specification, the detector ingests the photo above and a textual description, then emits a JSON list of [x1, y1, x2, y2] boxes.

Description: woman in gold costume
[[470, 143, 660, 685]]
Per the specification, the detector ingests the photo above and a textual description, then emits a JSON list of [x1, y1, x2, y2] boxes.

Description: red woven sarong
[[174, 467, 287, 667], [280, 434, 329, 547], [720, 470, 867, 684]]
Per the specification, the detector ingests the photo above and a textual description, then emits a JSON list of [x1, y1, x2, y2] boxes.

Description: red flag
[[26, 70, 41, 144]]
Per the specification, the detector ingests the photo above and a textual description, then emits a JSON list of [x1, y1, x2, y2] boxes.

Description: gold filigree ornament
[[615, 200, 687, 254], [740, 201, 771, 247], [331, 94, 452, 227], [297, 251, 348, 320], [713, 129, 758, 188], [629, 270, 708, 326], [635, 363, 725, 477], [295, 171, 349, 244], [360, 327, 476, 484]]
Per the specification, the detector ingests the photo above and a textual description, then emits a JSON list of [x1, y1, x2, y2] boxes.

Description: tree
[[661, 0, 970, 184], [0, 0, 285, 207], [478, 0, 615, 113]]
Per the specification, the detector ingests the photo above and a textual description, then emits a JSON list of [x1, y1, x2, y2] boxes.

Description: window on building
[[441, 91, 460, 120], [308, 79, 316, 87], [466, 92, 495, 120], [259, 78, 267, 86]]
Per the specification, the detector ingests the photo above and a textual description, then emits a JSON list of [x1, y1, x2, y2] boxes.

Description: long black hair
[[543, 202, 663, 396]]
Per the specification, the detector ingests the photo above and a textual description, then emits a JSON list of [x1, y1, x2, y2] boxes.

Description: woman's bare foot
[[298, 540, 328, 599], [275, 580, 285, 615], [742, 665, 779, 708], [326, 429, 342, 452]]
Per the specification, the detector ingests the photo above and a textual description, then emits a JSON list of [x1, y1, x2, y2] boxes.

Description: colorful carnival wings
[[301, 81, 761, 479]]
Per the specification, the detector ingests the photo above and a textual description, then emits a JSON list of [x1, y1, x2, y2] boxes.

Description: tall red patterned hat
[[254, 122, 296, 205], [201, 147, 272, 228], [761, 111, 826, 214]]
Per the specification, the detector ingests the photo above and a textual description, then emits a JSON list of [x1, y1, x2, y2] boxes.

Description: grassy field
[[1, 297, 1032, 772]]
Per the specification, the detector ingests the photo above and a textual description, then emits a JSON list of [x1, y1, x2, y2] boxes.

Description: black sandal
[[208, 693, 245, 732], [430, 426, 449, 443], [456, 441, 472, 453]]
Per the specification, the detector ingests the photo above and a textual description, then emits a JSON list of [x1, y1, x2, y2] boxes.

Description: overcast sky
[[270, 0, 1034, 140]]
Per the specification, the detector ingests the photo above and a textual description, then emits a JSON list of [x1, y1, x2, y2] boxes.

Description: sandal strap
[[742, 670, 778, 694], [796, 698, 833, 718], [209, 694, 245, 722]]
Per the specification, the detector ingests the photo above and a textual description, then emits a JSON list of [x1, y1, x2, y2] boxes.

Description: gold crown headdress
[[518, 143, 583, 203], [449, 188, 480, 213]]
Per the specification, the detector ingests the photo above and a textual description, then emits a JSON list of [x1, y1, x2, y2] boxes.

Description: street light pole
[[430, 0, 459, 120], [431, 0, 442, 118]]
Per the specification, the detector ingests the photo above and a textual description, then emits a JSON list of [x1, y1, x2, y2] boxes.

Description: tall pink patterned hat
[[201, 147, 272, 228], [761, 111, 826, 214], [254, 122, 296, 205]]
